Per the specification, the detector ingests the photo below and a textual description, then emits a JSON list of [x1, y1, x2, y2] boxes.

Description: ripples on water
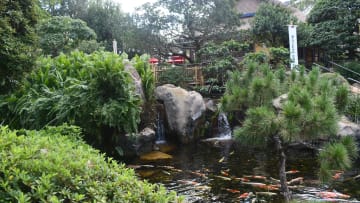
[[129, 140, 360, 203]]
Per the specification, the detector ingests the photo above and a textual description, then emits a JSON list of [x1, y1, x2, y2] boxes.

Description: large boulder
[[134, 127, 156, 155], [155, 84, 206, 143], [121, 127, 156, 158], [272, 94, 288, 111], [337, 116, 360, 138], [124, 61, 145, 100]]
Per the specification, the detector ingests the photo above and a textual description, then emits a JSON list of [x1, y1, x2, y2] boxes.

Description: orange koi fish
[[225, 188, 241, 193], [317, 191, 350, 199], [239, 192, 250, 199], [285, 170, 300, 174]]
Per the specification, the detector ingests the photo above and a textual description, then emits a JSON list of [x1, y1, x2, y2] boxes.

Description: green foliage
[[251, 3, 297, 46], [1, 51, 141, 148], [0, 125, 179, 202], [269, 47, 289, 68], [82, 0, 127, 51], [224, 58, 356, 197], [221, 62, 279, 113], [198, 40, 250, 91], [279, 68, 339, 142], [158, 66, 192, 88], [345, 94, 360, 123], [37, 16, 97, 56], [335, 85, 349, 114], [135, 0, 242, 60], [242, 51, 269, 65], [308, 0, 360, 59], [77, 40, 104, 54], [334, 61, 360, 83], [234, 107, 277, 147], [132, 55, 155, 102], [39, 0, 129, 52], [319, 136, 359, 183], [0, 0, 40, 94]]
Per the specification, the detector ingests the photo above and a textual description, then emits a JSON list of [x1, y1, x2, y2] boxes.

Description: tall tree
[[251, 2, 297, 47], [221, 61, 358, 201], [308, 0, 360, 60], [39, 0, 129, 52], [82, 0, 127, 51], [39, 0, 90, 18], [37, 16, 97, 56], [0, 0, 40, 94], [134, 0, 242, 62]]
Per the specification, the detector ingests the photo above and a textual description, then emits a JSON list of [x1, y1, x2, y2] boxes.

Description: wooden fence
[[151, 64, 204, 86]]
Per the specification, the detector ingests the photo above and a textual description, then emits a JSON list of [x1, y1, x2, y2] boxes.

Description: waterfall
[[217, 112, 232, 139], [155, 112, 166, 144]]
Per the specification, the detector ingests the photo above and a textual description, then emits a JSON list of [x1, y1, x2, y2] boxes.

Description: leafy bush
[[198, 40, 250, 92], [334, 61, 360, 83], [319, 136, 359, 182], [157, 66, 192, 88], [132, 55, 155, 102], [0, 125, 179, 202], [37, 16, 97, 56], [131, 55, 157, 128], [223, 59, 355, 199], [0, 0, 39, 94], [345, 94, 360, 123], [269, 47, 289, 68], [220, 62, 280, 114], [1, 51, 141, 151]]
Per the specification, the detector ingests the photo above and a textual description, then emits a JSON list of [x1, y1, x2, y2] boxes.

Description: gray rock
[[337, 116, 360, 138], [272, 94, 288, 111], [134, 127, 156, 156], [155, 84, 206, 143], [205, 99, 217, 112], [124, 62, 145, 100]]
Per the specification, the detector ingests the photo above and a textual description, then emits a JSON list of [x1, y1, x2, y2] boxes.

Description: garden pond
[[128, 139, 360, 203]]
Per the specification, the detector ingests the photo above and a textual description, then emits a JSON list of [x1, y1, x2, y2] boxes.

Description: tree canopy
[[308, 0, 360, 60], [221, 58, 358, 201], [134, 0, 242, 62], [0, 0, 40, 94], [251, 2, 297, 47], [37, 16, 97, 56]]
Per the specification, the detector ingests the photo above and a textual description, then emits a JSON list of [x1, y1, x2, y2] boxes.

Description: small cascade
[[155, 112, 166, 144], [217, 112, 232, 139]]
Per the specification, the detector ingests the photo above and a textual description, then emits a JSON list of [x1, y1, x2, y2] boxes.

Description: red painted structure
[[149, 58, 159, 64], [167, 55, 186, 64]]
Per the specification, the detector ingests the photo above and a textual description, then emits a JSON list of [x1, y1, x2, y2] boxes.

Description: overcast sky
[[113, 0, 156, 13]]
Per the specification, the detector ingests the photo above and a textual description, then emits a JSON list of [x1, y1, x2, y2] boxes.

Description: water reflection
[[129, 141, 360, 203]]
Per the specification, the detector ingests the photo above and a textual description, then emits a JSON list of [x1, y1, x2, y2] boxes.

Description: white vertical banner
[[112, 39, 117, 54], [288, 25, 298, 69]]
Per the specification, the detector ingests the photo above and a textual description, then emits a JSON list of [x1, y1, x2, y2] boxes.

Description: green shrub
[[220, 63, 279, 113], [269, 47, 289, 68], [345, 94, 360, 123], [132, 55, 155, 102], [319, 136, 358, 182], [198, 40, 249, 90], [1, 51, 141, 152], [158, 66, 192, 88], [335, 61, 360, 83], [0, 125, 179, 203]]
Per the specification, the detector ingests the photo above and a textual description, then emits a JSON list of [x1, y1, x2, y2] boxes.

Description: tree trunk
[[274, 135, 291, 202]]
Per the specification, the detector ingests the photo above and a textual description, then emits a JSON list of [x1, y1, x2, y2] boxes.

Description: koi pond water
[[128, 140, 360, 203]]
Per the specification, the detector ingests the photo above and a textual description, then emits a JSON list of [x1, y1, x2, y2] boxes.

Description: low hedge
[[0, 125, 179, 203]]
